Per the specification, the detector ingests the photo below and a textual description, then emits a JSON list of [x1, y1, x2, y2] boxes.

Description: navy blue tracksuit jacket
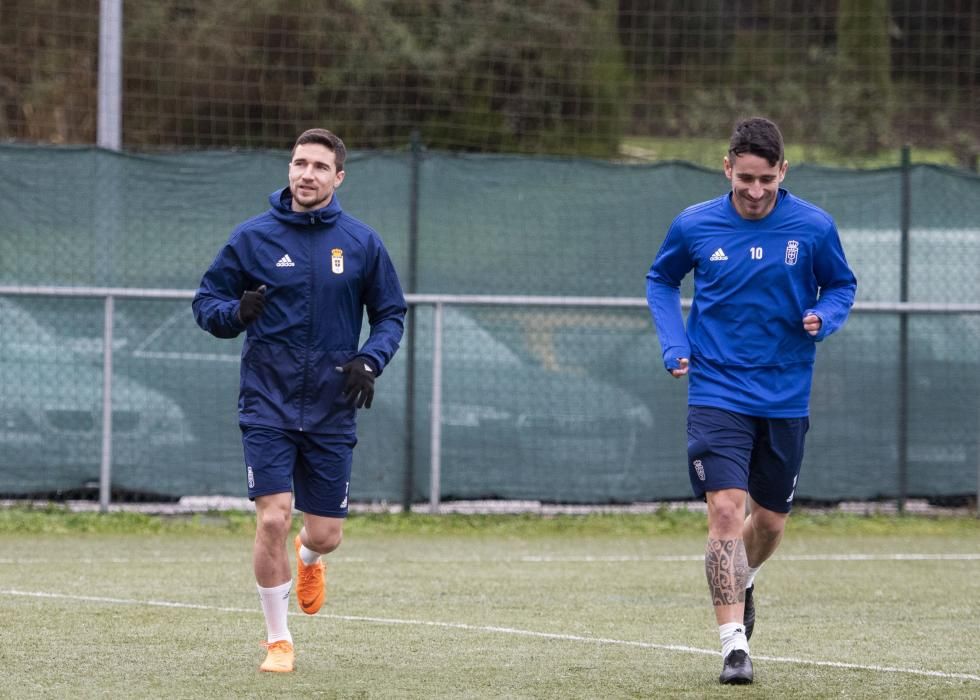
[[193, 188, 406, 435]]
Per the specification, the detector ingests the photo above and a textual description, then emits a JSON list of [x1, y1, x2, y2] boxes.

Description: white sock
[[719, 622, 749, 658], [746, 564, 762, 589], [257, 580, 292, 644], [299, 543, 321, 566]]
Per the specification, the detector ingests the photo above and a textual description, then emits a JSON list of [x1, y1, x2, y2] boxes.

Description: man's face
[[288, 142, 345, 213], [724, 152, 787, 220]]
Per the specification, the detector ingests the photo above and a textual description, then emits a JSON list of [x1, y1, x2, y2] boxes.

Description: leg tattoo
[[705, 538, 748, 607]]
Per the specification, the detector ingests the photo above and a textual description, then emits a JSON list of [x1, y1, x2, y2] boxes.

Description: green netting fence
[[1, 145, 978, 505]]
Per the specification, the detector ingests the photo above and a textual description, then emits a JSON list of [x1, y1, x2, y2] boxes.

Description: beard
[[291, 184, 331, 212]]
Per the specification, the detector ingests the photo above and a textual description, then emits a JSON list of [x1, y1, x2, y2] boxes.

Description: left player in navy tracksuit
[[647, 118, 856, 685], [193, 128, 406, 673]]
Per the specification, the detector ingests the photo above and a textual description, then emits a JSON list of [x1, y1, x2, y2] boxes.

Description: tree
[[121, 0, 628, 154], [833, 0, 894, 154]]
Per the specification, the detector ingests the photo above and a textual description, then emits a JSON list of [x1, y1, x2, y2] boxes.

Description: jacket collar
[[269, 187, 343, 226]]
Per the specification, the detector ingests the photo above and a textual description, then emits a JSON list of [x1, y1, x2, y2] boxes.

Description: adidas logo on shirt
[[276, 254, 295, 268], [709, 248, 728, 261]]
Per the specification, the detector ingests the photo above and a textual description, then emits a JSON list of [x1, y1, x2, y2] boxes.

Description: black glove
[[335, 357, 377, 408], [237, 285, 267, 325]]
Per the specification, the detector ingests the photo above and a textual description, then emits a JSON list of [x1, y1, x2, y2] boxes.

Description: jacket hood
[[269, 187, 343, 226]]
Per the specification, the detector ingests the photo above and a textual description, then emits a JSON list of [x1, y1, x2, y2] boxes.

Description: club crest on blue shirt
[[331, 248, 344, 274], [784, 240, 799, 265]]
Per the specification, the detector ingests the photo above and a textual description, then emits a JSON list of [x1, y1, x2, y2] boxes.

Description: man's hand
[[803, 313, 822, 336], [238, 285, 267, 324], [670, 357, 690, 378], [335, 358, 377, 408]]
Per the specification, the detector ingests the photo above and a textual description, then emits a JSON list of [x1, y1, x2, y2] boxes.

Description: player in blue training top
[[646, 117, 856, 685], [194, 128, 406, 673]]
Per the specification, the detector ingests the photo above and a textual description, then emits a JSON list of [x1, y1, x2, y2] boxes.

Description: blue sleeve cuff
[[661, 345, 690, 372], [803, 308, 828, 341]]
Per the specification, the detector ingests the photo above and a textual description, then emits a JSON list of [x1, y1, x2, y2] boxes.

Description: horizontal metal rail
[[2, 285, 980, 313], [1, 285, 978, 513]]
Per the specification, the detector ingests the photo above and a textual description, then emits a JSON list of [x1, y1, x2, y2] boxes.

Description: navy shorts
[[686, 405, 809, 513], [241, 425, 356, 518]]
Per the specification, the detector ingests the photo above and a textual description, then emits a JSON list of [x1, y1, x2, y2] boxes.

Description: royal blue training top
[[646, 189, 857, 418]]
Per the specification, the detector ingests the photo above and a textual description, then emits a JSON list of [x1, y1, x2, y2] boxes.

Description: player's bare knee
[[256, 509, 291, 540], [307, 529, 343, 555], [752, 509, 788, 539], [708, 489, 747, 526], [711, 512, 744, 537], [708, 501, 745, 537]]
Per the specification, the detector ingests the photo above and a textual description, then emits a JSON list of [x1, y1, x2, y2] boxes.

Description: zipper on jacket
[[298, 228, 315, 431]]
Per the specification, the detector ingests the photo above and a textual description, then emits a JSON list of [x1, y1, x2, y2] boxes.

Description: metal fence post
[[402, 130, 422, 512], [429, 301, 444, 512], [99, 294, 115, 512], [897, 146, 911, 514], [97, 0, 123, 150]]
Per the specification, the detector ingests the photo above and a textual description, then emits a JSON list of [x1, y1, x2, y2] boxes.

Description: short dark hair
[[728, 117, 784, 167], [292, 128, 347, 171]]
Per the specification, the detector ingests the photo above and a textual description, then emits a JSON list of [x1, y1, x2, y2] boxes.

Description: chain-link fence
[[1, 145, 978, 506], [2, 1, 978, 166]]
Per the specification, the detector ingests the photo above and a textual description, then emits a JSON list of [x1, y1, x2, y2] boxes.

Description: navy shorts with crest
[[686, 405, 809, 513], [241, 425, 356, 518]]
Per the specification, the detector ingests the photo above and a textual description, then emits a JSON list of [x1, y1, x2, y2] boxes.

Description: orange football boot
[[294, 534, 326, 614], [259, 640, 295, 673]]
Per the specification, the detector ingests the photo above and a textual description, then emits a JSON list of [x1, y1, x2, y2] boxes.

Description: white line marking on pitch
[[1, 588, 977, 682], [1, 553, 977, 565], [515, 553, 980, 563], [0, 557, 246, 565]]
